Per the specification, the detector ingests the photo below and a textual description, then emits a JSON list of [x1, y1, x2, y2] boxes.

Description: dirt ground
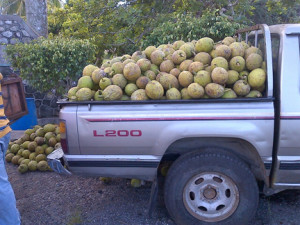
[[5, 162, 300, 225]]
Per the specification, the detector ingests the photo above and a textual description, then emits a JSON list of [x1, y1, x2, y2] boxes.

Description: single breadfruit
[[131, 179, 142, 188], [102, 85, 123, 101], [195, 37, 214, 53], [5, 153, 14, 162], [145, 81, 164, 100], [99, 77, 112, 90], [222, 88, 237, 99], [233, 80, 251, 96], [12, 155, 21, 165], [131, 89, 149, 101], [248, 68, 266, 88], [150, 64, 160, 75], [18, 164, 28, 174], [210, 49, 217, 58], [178, 71, 194, 87], [187, 83, 204, 99], [211, 67, 228, 85], [150, 50, 165, 66], [21, 140, 30, 149], [111, 62, 124, 75], [28, 142, 37, 152], [181, 88, 192, 99], [68, 87, 79, 99], [194, 52, 212, 66], [179, 60, 193, 72], [125, 83, 138, 96], [17, 149, 23, 156], [28, 161, 38, 171], [94, 90, 103, 101], [189, 62, 204, 75], [21, 159, 30, 165], [135, 76, 150, 89], [83, 64, 98, 76], [211, 57, 228, 70], [215, 45, 231, 59], [239, 71, 249, 81], [205, 83, 225, 98], [173, 40, 185, 50], [24, 129, 34, 135], [222, 37, 235, 46], [21, 134, 30, 142], [160, 60, 174, 73], [36, 154, 46, 163], [102, 60, 111, 68], [36, 128, 45, 137], [78, 76, 94, 89], [144, 46, 157, 59], [123, 62, 141, 81], [226, 70, 240, 85], [179, 43, 194, 58], [245, 46, 263, 59], [229, 42, 245, 57], [45, 147, 54, 155], [137, 59, 151, 72], [22, 150, 31, 159], [246, 90, 263, 98], [29, 152, 36, 160], [10, 144, 20, 154], [162, 47, 175, 58], [55, 142, 61, 149], [48, 137, 57, 147], [56, 133, 61, 142], [166, 88, 181, 100], [123, 59, 135, 66], [246, 53, 263, 71], [15, 138, 23, 145], [43, 124, 56, 133], [37, 160, 48, 171], [103, 67, 113, 77], [34, 137, 45, 146], [112, 74, 127, 89], [30, 133, 36, 141], [194, 70, 212, 87], [92, 69, 106, 84], [144, 70, 156, 80], [241, 41, 250, 50], [120, 95, 130, 101], [205, 66, 212, 74], [35, 146, 44, 155], [170, 68, 181, 78], [18, 157, 24, 165], [132, 51, 146, 62], [172, 50, 187, 64], [159, 73, 179, 90], [76, 88, 92, 101], [229, 56, 246, 72]]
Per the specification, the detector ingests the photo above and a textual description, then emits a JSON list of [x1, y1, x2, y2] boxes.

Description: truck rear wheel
[[164, 150, 258, 225]]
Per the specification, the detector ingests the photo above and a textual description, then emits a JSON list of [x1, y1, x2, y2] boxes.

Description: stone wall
[[0, 15, 59, 118]]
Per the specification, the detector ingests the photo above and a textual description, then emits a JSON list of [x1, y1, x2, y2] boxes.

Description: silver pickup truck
[[48, 24, 300, 225]]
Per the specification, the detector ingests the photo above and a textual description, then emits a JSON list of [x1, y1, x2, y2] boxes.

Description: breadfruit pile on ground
[[5, 124, 61, 174], [68, 36, 266, 101]]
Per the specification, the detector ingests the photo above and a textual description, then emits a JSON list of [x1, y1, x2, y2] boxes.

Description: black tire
[[164, 150, 259, 225]]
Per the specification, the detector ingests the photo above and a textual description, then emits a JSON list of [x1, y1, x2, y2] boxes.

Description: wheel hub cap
[[183, 172, 240, 222]]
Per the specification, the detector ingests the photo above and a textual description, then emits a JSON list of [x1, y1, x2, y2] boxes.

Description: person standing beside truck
[[0, 73, 21, 225]]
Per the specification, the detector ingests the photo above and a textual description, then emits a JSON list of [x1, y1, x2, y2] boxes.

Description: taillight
[[59, 120, 68, 154]]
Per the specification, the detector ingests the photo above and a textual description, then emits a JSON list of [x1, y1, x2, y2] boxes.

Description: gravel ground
[[5, 162, 300, 225]]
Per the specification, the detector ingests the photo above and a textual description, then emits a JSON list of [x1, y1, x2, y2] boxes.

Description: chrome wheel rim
[[183, 172, 239, 222]]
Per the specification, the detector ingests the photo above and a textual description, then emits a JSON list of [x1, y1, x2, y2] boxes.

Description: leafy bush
[[141, 10, 242, 48], [5, 37, 96, 94]]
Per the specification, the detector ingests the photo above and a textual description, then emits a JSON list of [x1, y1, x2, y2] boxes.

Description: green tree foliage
[[47, 0, 299, 61], [5, 38, 96, 94], [141, 10, 241, 48]]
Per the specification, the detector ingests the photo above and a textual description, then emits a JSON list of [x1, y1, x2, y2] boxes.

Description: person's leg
[[0, 132, 21, 225]]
